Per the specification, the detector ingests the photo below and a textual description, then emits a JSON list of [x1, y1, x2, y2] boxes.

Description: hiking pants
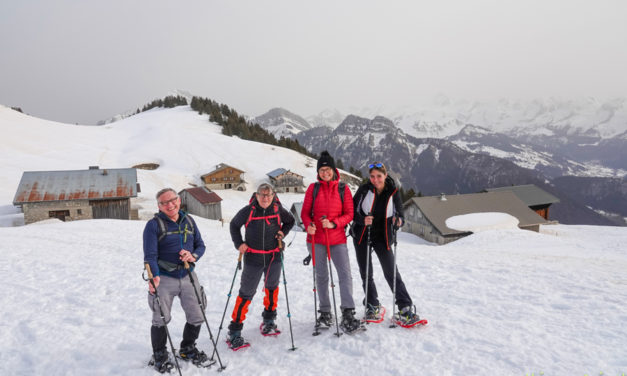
[[230, 251, 282, 328], [147, 272, 206, 327], [308, 242, 355, 312], [354, 237, 412, 310]]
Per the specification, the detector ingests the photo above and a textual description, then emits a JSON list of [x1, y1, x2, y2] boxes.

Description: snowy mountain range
[[253, 97, 627, 179]]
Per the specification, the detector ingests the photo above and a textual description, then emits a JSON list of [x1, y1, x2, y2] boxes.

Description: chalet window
[[49, 210, 70, 221], [223, 177, 227, 181], [212, 178, 216, 182], [77, 209, 82, 215], [230, 169, 233, 173], [230, 177, 234, 180]]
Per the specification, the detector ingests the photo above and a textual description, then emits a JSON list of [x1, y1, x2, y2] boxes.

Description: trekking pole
[[144, 263, 183, 376], [309, 234, 321, 336], [212, 253, 243, 361], [389, 224, 399, 328], [278, 237, 297, 351], [183, 261, 226, 371], [363, 213, 372, 324], [322, 216, 342, 337]]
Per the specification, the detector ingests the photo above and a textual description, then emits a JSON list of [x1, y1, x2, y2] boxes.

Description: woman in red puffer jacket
[[301, 151, 361, 333]]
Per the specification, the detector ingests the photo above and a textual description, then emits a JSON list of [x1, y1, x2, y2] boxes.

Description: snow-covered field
[[0, 219, 625, 375], [0, 104, 626, 375]]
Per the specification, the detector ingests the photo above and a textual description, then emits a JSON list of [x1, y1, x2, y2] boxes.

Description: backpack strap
[[154, 214, 167, 242], [154, 212, 195, 242], [311, 181, 345, 218]]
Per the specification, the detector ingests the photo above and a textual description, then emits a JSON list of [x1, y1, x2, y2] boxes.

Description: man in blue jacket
[[143, 187, 207, 372]]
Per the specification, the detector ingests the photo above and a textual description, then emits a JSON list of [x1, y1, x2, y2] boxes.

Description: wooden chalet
[[179, 187, 222, 220], [13, 166, 139, 224], [403, 191, 548, 245], [267, 168, 305, 193], [200, 163, 246, 191], [483, 184, 560, 220]]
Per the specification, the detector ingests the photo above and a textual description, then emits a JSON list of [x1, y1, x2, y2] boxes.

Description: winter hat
[[317, 151, 336, 171]]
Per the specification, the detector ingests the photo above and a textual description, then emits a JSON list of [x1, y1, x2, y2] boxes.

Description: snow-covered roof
[[404, 191, 547, 236], [13, 167, 138, 204]]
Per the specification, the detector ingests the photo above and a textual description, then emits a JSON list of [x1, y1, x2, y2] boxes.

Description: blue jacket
[[143, 211, 206, 278]]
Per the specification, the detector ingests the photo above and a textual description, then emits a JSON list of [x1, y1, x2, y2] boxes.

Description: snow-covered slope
[[0, 219, 625, 375], [0, 104, 319, 224]]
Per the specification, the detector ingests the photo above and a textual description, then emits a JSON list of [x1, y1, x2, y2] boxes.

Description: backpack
[[245, 193, 282, 228], [310, 181, 351, 237], [154, 213, 196, 242]]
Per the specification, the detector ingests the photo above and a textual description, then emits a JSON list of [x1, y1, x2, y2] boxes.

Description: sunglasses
[[368, 162, 384, 169]]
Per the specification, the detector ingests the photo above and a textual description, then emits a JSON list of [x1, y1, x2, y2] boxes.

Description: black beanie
[[317, 150, 336, 171]]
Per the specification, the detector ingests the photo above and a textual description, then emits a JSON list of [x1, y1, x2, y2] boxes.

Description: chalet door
[[91, 199, 129, 219], [49, 210, 70, 221]]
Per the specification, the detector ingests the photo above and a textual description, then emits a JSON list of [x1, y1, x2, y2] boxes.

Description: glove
[[302, 254, 311, 266]]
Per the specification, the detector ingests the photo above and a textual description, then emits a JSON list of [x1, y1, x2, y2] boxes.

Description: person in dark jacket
[[352, 162, 421, 325], [227, 183, 295, 349], [301, 151, 361, 333], [143, 188, 208, 372]]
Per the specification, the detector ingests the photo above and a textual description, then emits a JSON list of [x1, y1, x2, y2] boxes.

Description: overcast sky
[[1, 0, 626, 124]]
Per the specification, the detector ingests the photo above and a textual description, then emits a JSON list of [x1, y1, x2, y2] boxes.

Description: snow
[[445, 212, 519, 232], [1, 105, 626, 375], [0, 219, 626, 375]]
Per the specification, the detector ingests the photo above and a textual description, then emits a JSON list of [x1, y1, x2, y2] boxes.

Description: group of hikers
[[143, 151, 423, 373]]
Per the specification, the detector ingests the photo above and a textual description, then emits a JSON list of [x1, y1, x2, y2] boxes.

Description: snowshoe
[[312, 311, 333, 335], [363, 305, 386, 323], [226, 330, 250, 351], [260, 320, 281, 336], [316, 311, 333, 329], [148, 350, 174, 374], [393, 306, 428, 328], [178, 344, 216, 368], [340, 309, 366, 335]]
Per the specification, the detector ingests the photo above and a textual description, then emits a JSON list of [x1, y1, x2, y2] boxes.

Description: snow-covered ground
[[1, 104, 626, 375], [0, 219, 625, 375]]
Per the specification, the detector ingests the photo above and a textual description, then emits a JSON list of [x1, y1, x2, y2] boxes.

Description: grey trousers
[[147, 272, 206, 327], [308, 242, 355, 312]]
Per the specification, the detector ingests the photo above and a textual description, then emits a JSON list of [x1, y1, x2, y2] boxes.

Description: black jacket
[[230, 196, 295, 251], [352, 176, 404, 249]]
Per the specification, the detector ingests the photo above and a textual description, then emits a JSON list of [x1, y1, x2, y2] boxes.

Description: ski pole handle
[[237, 253, 243, 270], [183, 261, 190, 270], [145, 263, 154, 280]]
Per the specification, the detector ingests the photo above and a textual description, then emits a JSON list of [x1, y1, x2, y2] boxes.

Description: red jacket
[[301, 169, 353, 246]]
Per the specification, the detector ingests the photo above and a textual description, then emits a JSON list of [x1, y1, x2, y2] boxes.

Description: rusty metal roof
[[13, 168, 138, 204], [180, 187, 222, 204]]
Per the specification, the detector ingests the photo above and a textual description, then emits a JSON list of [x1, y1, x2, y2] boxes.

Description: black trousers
[[353, 237, 412, 310]]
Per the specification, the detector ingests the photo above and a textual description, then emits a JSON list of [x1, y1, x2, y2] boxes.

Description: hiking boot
[[227, 330, 247, 349], [316, 311, 333, 328], [398, 305, 421, 325], [340, 308, 362, 333], [261, 319, 279, 335], [365, 304, 382, 321], [150, 349, 173, 374], [179, 344, 208, 365]]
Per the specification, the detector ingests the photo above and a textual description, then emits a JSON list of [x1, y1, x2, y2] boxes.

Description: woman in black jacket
[[352, 162, 421, 326]]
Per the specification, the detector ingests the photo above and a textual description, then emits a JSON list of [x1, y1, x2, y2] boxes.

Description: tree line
[[190, 96, 314, 158]]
